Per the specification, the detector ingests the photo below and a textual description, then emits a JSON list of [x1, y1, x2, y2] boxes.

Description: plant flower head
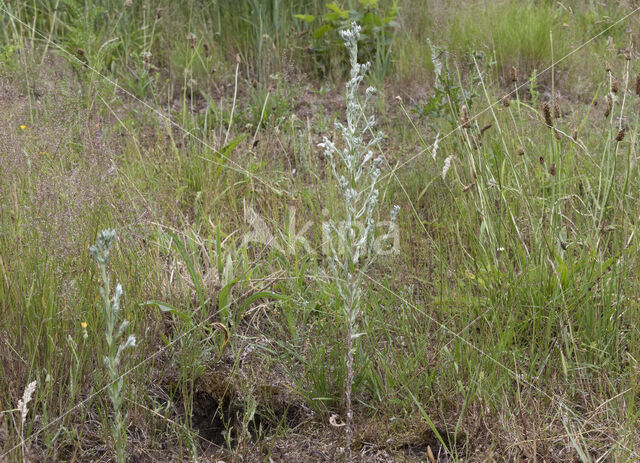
[[17, 380, 37, 424], [89, 229, 117, 264]]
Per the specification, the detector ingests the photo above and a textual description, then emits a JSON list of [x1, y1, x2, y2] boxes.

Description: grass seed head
[[18, 381, 37, 424], [616, 127, 626, 142], [517, 146, 524, 156], [187, 32, 197, 48], [611, 76, 619, 93], [635, 74, 640, 96], [480, 123, 492, 136], [509, 65, 518, 82], [461, 105, 471, 129], [471, 136, 481, 149], [549, 162, 556, 176], [542, 103, 553, 127], [604, 94, 613, 118]]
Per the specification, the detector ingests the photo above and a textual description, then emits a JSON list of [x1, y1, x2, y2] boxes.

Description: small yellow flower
[[81, 322, 87, 328], [20, 124, 26, 130]]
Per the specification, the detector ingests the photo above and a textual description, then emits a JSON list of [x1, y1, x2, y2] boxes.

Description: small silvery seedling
[[90, 230, 136, 463], [318, 23, 399, 462]]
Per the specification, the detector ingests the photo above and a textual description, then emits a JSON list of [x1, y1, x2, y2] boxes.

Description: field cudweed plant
[[319, 22, 399, 462], [90, 230, 137, 463]]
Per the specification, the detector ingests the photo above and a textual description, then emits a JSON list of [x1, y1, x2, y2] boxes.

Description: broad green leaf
[[295, 14, 316, 23], [313, 24, 334, 39], [218, 277, 239, 324], [361, 12, 383, 27], [326, 2, 348, 19]]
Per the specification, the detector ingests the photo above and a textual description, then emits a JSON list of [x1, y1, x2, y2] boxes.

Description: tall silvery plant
[[90, 230, 136, 463], [319, 23, 399, 461]]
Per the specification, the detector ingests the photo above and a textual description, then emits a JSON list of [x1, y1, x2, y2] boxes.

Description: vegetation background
[[1, 0, 640, 461]]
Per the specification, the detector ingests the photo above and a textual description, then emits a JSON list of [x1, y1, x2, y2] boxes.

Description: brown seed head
[[611, 76, 619, 93], [549, 163, 556, 176], [501, 94, 511, 107], [604, 94, 613, 118], [461, 105, 471, 129], [572, 130, 578, 141], [635, 74, 640, 96], [539, 156, 545, 165], [553, 102, 561, 119], [555, 129, 562, 141], [203, 43, 210, 57], [480, 123, 492, 136], [616, 127, 626, 142], [509, 66, 518, 83], [542, 103, 553, 127], [517, 146, 524, 156], [472, 136, 482, 149], [187, 32, 197, 48]]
